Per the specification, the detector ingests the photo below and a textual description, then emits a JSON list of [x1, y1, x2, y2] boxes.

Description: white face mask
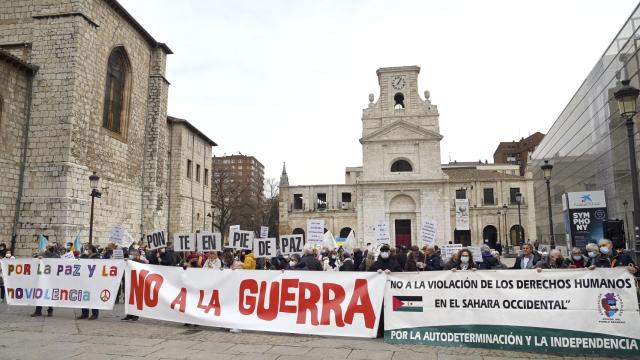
[[289, 261, 296, 267], [380, 252, 390, 259], [588, 251, 596, 258], [460, 256, 470, 263], [331, 255, 337, 260], [572, 255, 582, 261]]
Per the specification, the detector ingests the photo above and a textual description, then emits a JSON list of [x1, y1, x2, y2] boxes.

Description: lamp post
[[502, 204, 508, 246], [623, 200, 630, 249], [88, 172, 102, 245], [614, 79, 640, 256], [541, 160, 554, 249], [515, 191, 523, 246], [497, 210, 504, 254]]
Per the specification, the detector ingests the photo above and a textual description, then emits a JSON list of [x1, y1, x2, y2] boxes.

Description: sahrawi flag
[[392, 296, 423, 312]]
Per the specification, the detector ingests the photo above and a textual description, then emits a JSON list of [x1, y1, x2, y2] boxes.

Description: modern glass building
[[530, 4, 640, 250]]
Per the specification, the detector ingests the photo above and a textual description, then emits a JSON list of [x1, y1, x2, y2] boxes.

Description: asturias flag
[[392, 296, 423, 312]]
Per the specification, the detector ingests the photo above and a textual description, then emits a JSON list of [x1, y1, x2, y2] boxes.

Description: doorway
[[394, 219, 412, 248], [454, 229, 471, 246], [482, 225, 498, 248]]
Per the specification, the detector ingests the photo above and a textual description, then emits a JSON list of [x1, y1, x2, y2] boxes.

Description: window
[[196, 164, 201, 182], [294, 194, 303, 210], [455, 189, 466, 199], [341, 192, 352, 203], [483, 188, 494, 205], [394, 92, 405, 109], [187, 159, 192, 179], [102, 47, 130, 135], [510, 187, 520, 204], [391, 159, 412, 172], [317, 193, 327, 210], [204, 169, 209, 186]]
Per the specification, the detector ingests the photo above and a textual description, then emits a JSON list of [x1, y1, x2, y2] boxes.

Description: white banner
[[229, 230, 254, 250], [307, 219, 324, 244], [455, 199, 469, 231], [441, 244, 463, 259], [173, 233, 196, 252], [197, 232, 222, 252], [375, 222, 390, 244], [420, 220, 437, 246], [0, 258, 124, 309], [260, 226, 269, 239], [384, 269, 640, 356], [146, 230, 167, 250], [125, 262, 385, 338]]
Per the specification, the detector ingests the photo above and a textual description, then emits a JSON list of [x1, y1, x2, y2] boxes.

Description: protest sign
[[420, 220, 437, 246], [441, 244, 463, 259], [125, 261, 385, 337], [468, 246, 483, 263], [146, 230, 167, 250], [307, 219, 324, 243], [260, 226, 269, 239], [112, 249, 124, 260], [384, 268, 640, 356], [61, 252, 76, 260], [230, 230, 254, 250], [197, 232, 222, 252], [110, 224, 125, 245], [0, 258, 124, 309], [173, 233, 196, 252], [277, 234, 305, 255], [253, 238, 276, 258], [230, 225, 240, 232], [375, 222, 390, 244]]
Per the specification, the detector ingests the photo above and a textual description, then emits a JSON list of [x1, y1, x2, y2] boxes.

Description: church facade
[[279, 66, 537, 250]]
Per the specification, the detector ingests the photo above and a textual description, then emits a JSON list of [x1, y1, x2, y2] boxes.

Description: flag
[[38, 234, 48, 251], [344, 230, 358, 252], [392, 296, 423, 312], [122, 229, 135, 247], [322, 230, 337, 250], [71, 232, 81, 252]]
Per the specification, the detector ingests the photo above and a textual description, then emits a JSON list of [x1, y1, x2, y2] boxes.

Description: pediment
[[360, 120, 443, 143]]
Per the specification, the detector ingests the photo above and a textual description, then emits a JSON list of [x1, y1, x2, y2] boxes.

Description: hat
[[380, 244, 390, 252]]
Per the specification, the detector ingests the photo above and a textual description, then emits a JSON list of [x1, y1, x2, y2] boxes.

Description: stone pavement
[[0, 303, 631, 360]]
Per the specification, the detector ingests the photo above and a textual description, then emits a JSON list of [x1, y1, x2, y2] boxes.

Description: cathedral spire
[[280, 162, 289, 186]]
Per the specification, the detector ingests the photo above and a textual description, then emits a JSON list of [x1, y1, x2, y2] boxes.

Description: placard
[[112, 249, 124, 260], [277, 234, 305, 255], [110, 224, 125, 245], [229, 230, 254, 250], [173, 233, 196, 252], [307, 219, 324, 243], [260, 226, 269, 239], [375, 222, 390, 244], [468, 245, 483, 263], [441, 244, 463, 259], [146, 230, 167, 250], [420, 220, 437, 246], [197, 232, 222, 252], [61, 252, 76, 260], [253, 238, 276, 258]]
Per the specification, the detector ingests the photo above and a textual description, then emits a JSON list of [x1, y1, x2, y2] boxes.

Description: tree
[[211, 165, 249, 240], [261, 178, 279, 238]]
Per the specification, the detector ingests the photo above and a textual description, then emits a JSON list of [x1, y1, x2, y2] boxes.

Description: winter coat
[[368, 256, 402, 272], [300, 255, 322, 271], [241, 253, 256, 270], [203, 258, 222, 269], [535, 256, 568, 269], [478, 252, 499, 270], [404, 252, 426, 271], [339, 258, 355, 271]]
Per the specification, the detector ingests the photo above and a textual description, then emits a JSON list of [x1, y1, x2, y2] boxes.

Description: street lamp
[[541, 160, 554, 249], [623, 199, 630, 249], [88, 172, 102, 245], [515, 191, 523, 245], [614, 79, 640, 255], [502, 204, 508, 246]]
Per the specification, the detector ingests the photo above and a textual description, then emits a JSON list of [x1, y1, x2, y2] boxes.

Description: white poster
[[260, 226, 269, 239], [172, 233, 196, 252], [197, 232, 222, 252], [0, 258, 124, 309], [277, 235, 305, 255], [375, 222, 391, 244], [455, 199, 470, 231], [125, 262, 385, 338], [441, 244, 463, 259], [468, 245, 483, 263], [420, 220, 437, 246], [384, 269, 640, 356], [307, 219, 325, 243], [253, 238, 276, 258], [229, 230, 254, 250], [146, 230, 167, 250], [110, 224, 125, 245]]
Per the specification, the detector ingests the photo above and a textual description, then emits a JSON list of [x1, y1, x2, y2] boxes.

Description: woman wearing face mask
[[203, 251, 221, 270], [451, 248, 477, 271], [288, 254, 307, 270], [323, 250, 341, 271], [584, 243, 599, 267], [368, 245, 402, 273]]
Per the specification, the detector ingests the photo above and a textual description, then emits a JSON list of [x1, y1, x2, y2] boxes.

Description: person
[[404, 246, 426, 271], [535, 249, 568, 270], [423, 246, 443, 271], [585, 243, 599, 267], [78, 245, 100, 320], [241, 250, 256, 270], [339, 252, 355, 271], [444, 251, 460, 270], [157, 246, 174, 266], [590, 239, 637, 274], [353, 248, 364, 271], [512, 243, 540, 269], [288, 254, 307, 270], [323, 250, 341, 271], [451, 248, 476, 271], [32, 245, 59, 317], [368, 245, 402, 273], [396, 245, 408, 270], [121, 249, 143, 321], [0, 266, 4, 303], [478, 244, 499, 270], [491, 250, 508, 269], [221, 250, 242, 269], [300, 248, 322, 271], [566, 247, 588, 268], [495, 241, 503, 255], [359, 250, 377, 271], [271, 251, 287, 270], [203, 251, 221, 269]]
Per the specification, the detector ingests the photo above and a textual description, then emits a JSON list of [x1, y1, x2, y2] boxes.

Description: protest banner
[[441, 244, 463, 259], [173, 233, 196, 252], [455, 199, 469, 231], [230, 230, 254, 250], [277, 234, 305, 255], [110, 224, 125, 245], [230, 225, 240, 232], [125, 262, 385, 337], [420, 220, 437, 246], [61, 252, 76, 260], [146, 230, 167, 250], [260, 226, 269, 239], [253, 238, 276, 258], [375, 222, 390, 244], [384, 268, 640, 356], [197, 232, 222, 252], [307, 219, 324, 244], [468, 246, 483, 263], [0, 258, 124, 309]]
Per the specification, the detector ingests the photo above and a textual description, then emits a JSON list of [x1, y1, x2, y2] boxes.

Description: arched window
[[394, 92, 405, 109], [391, 159, 412, 172], [102, 47, 130, 135]]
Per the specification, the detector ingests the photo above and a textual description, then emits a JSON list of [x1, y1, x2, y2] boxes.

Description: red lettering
[[257, 281, 279, 321], [129, 269, 148, 310], [320, 283, 345, 327], [23, 264, 31, 275], [170, 287, 187, 313], [239, 279, 258, 315], [197, 290, 221, 316], [296, 282, 320, 325], [279, 279, 299, 313], [144, 273, 163, 307], [344, 279, 375, 329]]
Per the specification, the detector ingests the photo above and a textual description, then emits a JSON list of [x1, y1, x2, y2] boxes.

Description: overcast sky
[[120, 0, 638, 185]]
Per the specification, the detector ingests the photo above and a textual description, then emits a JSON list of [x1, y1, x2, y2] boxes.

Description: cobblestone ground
[[0, 303, 632, 360]]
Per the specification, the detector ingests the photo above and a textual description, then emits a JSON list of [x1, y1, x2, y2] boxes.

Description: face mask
[[289, 261, 296, 267], [460, 256, 470, 263], [160, 248, 166, 253], [5, 253, 11, 258], [599, 246, 609, 255], [84, 250, 90, 255], [331, 255, 337, 260], [572, 255, 582, 261], [380, 252, 390, 259], [588, 251, 596, 258]]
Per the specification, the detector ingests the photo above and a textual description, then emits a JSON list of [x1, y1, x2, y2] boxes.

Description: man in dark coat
[[299, 248, 322, 271], [368, 245, 402, 273], [512, 243, 541, 269]]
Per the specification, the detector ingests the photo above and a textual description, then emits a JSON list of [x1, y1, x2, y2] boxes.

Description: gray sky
[[120, 0, 638, 185]]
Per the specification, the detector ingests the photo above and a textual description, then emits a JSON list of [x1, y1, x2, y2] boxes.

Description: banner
[[307, 219, 325, 244], [0, 258, 124, 309], [420, 220, 437, 246], [455, 199, 469, 231], [563, 191, 608, 249], [125, 262, 385, 338], [384, 268, 640, 356]]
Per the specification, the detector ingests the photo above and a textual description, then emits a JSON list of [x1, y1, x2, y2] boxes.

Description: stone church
[[279, 66, 537, 249], [0, 0, 215, 255]]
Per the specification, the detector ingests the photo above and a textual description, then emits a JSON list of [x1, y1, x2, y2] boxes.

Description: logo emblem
[[581, 194, 592, 203], [599, 293, 622, 318], [100, 289, 111, 302], [392, 296, 423, 312]]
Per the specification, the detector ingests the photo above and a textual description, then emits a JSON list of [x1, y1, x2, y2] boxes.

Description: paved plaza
[[0, 303, 629, 360]]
